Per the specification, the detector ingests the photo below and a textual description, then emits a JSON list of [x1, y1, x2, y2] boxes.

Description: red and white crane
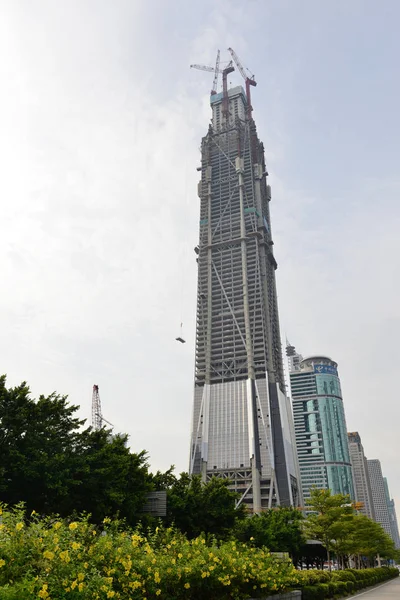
[[228, 47, 257, 119]]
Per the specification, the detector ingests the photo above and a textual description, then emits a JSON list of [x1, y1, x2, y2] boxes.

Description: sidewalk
[[348, 576, 400, 600]]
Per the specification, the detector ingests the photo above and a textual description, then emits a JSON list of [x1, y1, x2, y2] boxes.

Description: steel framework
[[91, 384, 102, 431], [189, 82, 299, 511]]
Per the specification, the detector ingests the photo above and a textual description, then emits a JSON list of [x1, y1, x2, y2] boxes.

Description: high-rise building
[[286, 340, 303, 373], [189, 79, 300, 512], [347, 432, 375, 520], [289, 351, 354, 502], [367, 459, 392, 538], [384, 478, 400, 549]]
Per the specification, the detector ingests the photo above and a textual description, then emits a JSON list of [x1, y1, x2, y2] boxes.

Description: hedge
[[300, 567, 398, 600]]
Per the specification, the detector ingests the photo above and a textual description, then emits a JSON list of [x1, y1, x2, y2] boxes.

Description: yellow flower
[[103, 517, 111, 524], [31, 510, 36, 516], [0, 507, 2, 515], [184, 583, 190, 589], [59, 550, 70, 563], [43, 550, 54, 560], [69, 522, 78, 530], [0, 559, 5, 568], [178, 553, 183, 559], [156, 590, 161, 596], [15, 522, 24, 531], [78, 582, 84, 592], [84, 562, 89, 569], [78, 573, 85, 582], [71, 580, 78, 590], [154, 571, 161, 583], [72, 542, 81, 551], [38, 584, 49, 598], [53, 522, 62, 530], [107, 592, 115, 599]]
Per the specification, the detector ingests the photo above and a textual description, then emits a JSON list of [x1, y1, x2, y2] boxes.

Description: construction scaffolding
[[189, 78, 299, 511]]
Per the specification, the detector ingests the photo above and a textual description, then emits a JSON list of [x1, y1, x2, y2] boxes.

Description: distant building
[[367, 459, 392, 538], [286, 340, 303, 373], [347, 432, 375, 520], [289, 350, 354, 503], [384, 478, 400, 549]]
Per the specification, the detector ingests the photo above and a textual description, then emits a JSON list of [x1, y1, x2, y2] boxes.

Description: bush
[[296, 570, 330, 586], [332, 580, 347, 596], [302, 584, 328, 600], [0, 504, 299, 600], [335, 571, 356, 582], [296, 566, 398, 599]]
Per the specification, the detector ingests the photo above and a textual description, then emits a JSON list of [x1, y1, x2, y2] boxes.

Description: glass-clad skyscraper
[[189, 80, 300, 513], [289, 352, 354, 502]]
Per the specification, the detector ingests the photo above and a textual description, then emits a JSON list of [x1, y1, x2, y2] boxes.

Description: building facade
[[367, 459, 392, 538], [384, 478, 400, 548], [189, 84, 300, 512], [289, 352, 354, 503], [347, 432, 375, 519]]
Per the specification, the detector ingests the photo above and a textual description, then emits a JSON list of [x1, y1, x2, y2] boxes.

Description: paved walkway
[[348, 577, 400, 600]]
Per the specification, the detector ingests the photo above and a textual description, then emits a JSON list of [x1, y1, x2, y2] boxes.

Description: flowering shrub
[[0, 504, 298, 599]]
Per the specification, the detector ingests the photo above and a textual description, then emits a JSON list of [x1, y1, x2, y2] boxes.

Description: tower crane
[[190, 50, 221, 96], [190, 51, 234, 119], [91, 385, 114, 430], [91, 384, 102, 430], [227, 47, 257, 119]]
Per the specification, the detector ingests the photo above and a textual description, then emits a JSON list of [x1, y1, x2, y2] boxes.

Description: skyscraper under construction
[[189, 54, 300, 512]]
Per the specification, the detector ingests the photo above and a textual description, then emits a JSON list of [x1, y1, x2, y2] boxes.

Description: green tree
[[152, 470, 246, 539], [0, 375, 150, 524], [0, 376, 87, 514], [346, 514, 397, 566], [69, 429, 150, 525], [234, 507, 305, 557], [303, 488, 354, 569]]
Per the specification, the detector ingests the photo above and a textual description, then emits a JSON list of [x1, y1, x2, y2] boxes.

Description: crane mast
[[227, 47, 257, 119], [211, 50, 220, 95], [91, 384, 102, 430]]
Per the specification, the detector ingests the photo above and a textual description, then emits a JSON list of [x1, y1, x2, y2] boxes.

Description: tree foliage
[[234, 507, 305, 556], [303, 488, 397, 567], [0, 375, 150, 524], [150, 469, 246, 539]]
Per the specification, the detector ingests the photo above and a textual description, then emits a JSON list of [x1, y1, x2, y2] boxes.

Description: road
[[349, 577, 400, 600]]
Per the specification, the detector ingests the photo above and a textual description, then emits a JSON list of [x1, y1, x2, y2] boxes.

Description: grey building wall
[[347, 432, 375, 520], [384, 478, 400, 549], [367, 459, 392, 538]]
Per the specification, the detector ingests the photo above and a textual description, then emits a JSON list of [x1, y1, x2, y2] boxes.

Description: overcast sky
[[1, 1, 399, 513]]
